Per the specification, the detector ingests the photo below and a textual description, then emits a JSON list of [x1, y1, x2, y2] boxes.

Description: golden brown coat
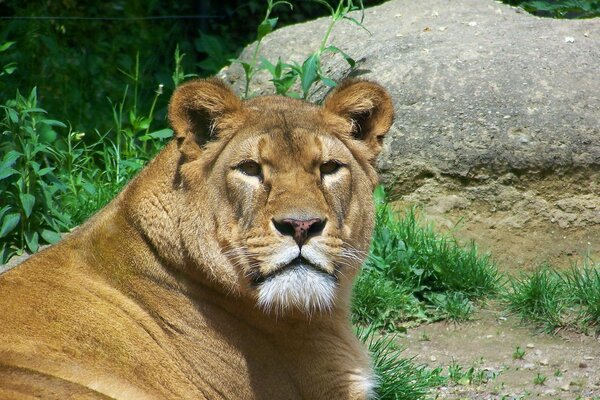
[[0, 78, 394, 399]]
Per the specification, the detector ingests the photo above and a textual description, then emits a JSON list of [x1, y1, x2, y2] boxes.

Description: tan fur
[[0, 78, 394, 399]]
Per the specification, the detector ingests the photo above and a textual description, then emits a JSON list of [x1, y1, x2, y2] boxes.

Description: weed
[[241, 0, 365, 99], [357, 326, 445, 400], [237, 0, 294, 98], [503, 265, 567, 333], [353, 186, 500, 329], [427, 291, 474, 322], [502, 0, 600, 18], [564, 261, 600, 331], [533, 373, 546, 385], [446, 360, 496, 386], [512, 346, 526, 360], [0, 88, 70, 262]]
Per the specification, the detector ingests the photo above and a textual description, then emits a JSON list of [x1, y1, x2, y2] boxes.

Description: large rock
[[222, 0, 600, 268]]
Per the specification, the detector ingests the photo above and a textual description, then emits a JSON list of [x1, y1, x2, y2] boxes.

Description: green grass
[[503, 260, 600, 334], [357, 327, 446, 400], [501, 0, 600, 19], [503, 265, 567, 333], [352, 186, 501, 330]]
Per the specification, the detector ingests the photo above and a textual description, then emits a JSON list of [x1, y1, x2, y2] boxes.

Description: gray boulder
[[222, 0, 599, 237]]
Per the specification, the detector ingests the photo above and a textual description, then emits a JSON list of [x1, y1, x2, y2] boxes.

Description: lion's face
[[168, 79, 393, 316]]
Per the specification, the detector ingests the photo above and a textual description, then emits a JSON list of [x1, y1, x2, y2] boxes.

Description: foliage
[[501, 0, 600, 18], [563, 262, 600, 329], [352, 186, 501, 330], [503, 260, 600, 334], [0, 88, 69, 262], [241, 0, 364, 99], [357, 326, 445, 400], [503, 266, 567, 333]]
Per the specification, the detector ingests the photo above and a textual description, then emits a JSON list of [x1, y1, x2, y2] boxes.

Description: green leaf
[[19, 193, 35, 218], [82, 181, 97, 195], [301, 53, 320, 97], [138, 117, 151, 130], [320, 77, 337, 87], [0, 41, 15, 52], [41, 229, 62, 244], [1, 150, 21, 167], [7, 107, 18, 123], [2, 63, 17, 75], [0, 167, 18, 180], [323, 45, 356, 68], [37, 167, 54, 177], [257, 17, 278, 41], [259, 57, 277, 76], [342, 16, 371, 33], [240, 61, 252, 76], [40, 119, 67, 128], [149, 128, 173, 139], [25, 231, 39, 253], [0, 213, 20, 238]]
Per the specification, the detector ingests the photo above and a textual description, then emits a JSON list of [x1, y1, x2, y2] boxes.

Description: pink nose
[[272, 218, 326, 247]]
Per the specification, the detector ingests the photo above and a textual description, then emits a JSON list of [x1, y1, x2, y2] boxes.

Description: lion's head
[[163, 78, 393, 317]]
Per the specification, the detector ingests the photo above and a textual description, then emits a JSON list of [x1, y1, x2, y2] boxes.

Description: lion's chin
[[256, 264, 337, 316]]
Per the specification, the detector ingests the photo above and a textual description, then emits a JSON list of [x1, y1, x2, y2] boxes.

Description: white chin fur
[[257, 265, 336, 315]]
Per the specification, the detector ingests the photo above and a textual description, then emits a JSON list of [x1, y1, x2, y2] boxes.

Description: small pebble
[[564, 36, 575, 43], [430, 355, 437, 362], [540, 359, 549, 366], [561, 383, 570, 391], [584, 356, 594, 360], [579, 362, 588, 369], [526, 343, 535, 349], [523, 363, 535, 370]]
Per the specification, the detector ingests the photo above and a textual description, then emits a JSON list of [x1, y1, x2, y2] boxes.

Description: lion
[[0, 78, 394, 399]]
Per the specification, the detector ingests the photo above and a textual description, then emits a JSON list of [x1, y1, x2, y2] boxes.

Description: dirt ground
[[394, 171, 600, 399], [401, 307, 600, 399]]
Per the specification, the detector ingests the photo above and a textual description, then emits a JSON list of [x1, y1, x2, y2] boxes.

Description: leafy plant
[[352, 186, 500, 330], [357, 326, 445, 400], [502, 0, 600, 18], [240, 0, 365, 99], [512, 346, 526, 360], [0, 41, 17, 80], [533, 373, 547, 385], [564, 262, 600, 330], [503, 266, 567, 333], [0, 88, 69, 262], [236, 0, 294, 98]]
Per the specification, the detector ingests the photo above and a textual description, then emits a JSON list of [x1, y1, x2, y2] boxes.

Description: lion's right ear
[[168, 78, 242, 161]]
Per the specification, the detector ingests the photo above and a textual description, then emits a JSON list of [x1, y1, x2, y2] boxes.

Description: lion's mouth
[[251, 257, 335, 285]]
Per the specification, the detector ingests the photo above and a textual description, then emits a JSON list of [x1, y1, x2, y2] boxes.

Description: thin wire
[[0, 15, 224, 21]]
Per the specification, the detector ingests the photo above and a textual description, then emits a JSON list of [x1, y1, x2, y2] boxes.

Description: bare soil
[[395, 172, 600, 399], [401, 307, 600, 399]]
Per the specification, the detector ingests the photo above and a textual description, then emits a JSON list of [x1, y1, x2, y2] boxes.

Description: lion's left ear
[[323, 79, 394, 162], [168, 78, 242, 162]]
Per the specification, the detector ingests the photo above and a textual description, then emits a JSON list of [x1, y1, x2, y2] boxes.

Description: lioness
[[0, 78, 393, 399]]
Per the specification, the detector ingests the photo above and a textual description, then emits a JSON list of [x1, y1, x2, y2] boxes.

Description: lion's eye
[[236, 160, 262, 177], [320, 160, 343, 176]]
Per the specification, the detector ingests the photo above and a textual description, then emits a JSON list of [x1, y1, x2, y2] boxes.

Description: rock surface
[[222, 0, 600, 268]]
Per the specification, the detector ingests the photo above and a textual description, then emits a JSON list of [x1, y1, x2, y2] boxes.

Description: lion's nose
[[272, 217, 327, 247]]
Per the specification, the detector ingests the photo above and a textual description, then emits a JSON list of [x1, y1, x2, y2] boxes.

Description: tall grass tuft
[[503, 265, 568, 333], [356, 326, 445, 400], [564, 261, 600, 331], [352, 186, 501, 329]]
